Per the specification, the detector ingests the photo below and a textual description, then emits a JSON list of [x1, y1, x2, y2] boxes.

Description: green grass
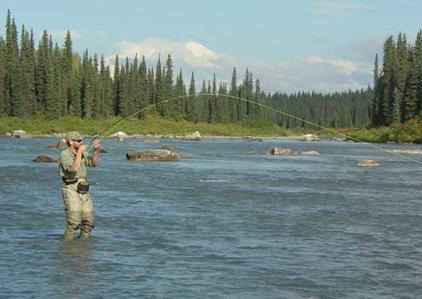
[[3, 115, 422, 143], [0, 115, 291, 137]]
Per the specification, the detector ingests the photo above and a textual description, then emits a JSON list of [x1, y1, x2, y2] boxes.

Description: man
[[58, 131, 101, 241]]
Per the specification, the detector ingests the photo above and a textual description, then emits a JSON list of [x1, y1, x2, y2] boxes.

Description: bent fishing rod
[[87, 93, 422, 165]]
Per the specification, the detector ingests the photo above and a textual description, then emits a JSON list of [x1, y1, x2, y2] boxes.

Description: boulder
[[57, 138, 67, 149], [390, 149, 422, 155], [301, 150, 319, 156], [247, 137, 263, 142], [179, 131, 201, 141], [269, 147, 298, 155], [12, 129, 32, 139], [330, 137, 346, 142], [301, 134, 319, 142], [110, 131, 129, 141], [161, 144, 177, 151], [144, 134, 160, 143], [47, 138, 68, 149], [33, 154, 58, 163], [356, 160, 380, 167], [126, 150, 191, 161]]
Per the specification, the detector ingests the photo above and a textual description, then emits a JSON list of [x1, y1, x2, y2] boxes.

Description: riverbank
[[0, 115, 303, 138], [2, 115, 422, 143]]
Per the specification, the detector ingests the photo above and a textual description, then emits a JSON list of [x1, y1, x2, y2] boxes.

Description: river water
[[0, 137, 421, 298]]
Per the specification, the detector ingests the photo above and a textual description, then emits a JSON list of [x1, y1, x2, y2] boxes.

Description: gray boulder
[[33, 154, 58, 163], [47, 138, 68, 149], [178, 131, 201, 141], [301, 134, 319, 142], [300, 150, 319, 156], [126, 150, 191, 161], [269, 147, 298, 155], [356, 160, 380, 167]]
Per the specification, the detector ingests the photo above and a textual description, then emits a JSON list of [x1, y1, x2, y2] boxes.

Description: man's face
[[70, 138, 83, 149]]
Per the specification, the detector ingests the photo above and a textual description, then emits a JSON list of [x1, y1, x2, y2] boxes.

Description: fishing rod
[[88, 93, 422, 165]]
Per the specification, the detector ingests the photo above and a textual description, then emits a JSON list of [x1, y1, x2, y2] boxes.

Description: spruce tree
[[186, 72, 197, 122], [0, 37, 5, 115], [229, 67, 238, 121]]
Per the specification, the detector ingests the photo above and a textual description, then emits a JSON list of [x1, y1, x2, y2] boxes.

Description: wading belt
[[62, 178, 78, 184]]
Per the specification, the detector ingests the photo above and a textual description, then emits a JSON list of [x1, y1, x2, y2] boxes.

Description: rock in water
[[161, 144, 177, 151], [301, 150, 319, 156], [269, 147, 298, 155], [126, 150, 191, 161], [12, 129, 32, 139], [110, 131, 129, 141], [33, 154, 58, 163], [179, 131, 201, 141], [356, 160, 380, 167], [47, 138, 67, 149], [301, 134, 319, 142]]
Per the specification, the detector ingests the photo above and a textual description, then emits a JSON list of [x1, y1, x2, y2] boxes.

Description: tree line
[[0, 10, 372, 128], [372, 31, 422, 127]]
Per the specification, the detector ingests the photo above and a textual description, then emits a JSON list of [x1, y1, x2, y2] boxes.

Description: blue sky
[[1, 0, 421, 93]]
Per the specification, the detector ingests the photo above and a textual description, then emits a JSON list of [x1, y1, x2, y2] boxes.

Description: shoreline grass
[[2, 115, 422, 143]]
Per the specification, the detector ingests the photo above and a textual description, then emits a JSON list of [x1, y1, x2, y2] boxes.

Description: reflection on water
[[52, 240, 94, 297], [1, 137, 422, 298]]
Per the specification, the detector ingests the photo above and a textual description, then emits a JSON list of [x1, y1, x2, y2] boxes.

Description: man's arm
[[73, 144, 89, 172], [91, 140, 101, 167]]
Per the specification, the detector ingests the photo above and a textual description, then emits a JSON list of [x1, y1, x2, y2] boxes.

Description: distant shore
[[1, 116, 422, 144]]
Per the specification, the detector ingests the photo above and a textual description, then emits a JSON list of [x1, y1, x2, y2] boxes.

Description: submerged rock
[[144, 134, 160, 143], [269, 147, 298, 155], [330, 137, 346, 142], [301, 134, 319, 142], [390, 149, 422, 155], [126, 150, 191, 161], [100, 148, 108, 153], [33, 154, 58, 163], [356, 160, 380, 167], [161, 144, 177, 151], [300, 150, 319, 156]]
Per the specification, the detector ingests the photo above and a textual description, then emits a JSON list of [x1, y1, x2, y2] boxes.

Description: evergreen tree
[[5, 11, 20, 116], [112, 55, 121, 115], [415, 30, 422, 116], [229, 67, 238, 121], [382, 36, 396, 126], [186, 72, 197, 122], [372, 54, 382, 126], [174, 69, 186, 118], [0, 37, 6, 115]]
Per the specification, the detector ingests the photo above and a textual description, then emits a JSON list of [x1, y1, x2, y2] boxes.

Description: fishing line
[[89, 93, 422, 165]]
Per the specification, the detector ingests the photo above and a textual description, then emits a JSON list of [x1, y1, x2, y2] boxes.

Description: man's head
[[65, 131, 84, 148]]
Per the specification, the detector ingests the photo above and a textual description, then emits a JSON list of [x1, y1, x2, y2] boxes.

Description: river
[[0, 137, 421, 298]]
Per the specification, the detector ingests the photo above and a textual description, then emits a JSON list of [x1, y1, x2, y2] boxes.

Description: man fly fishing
[[58, 131, 101, 241]]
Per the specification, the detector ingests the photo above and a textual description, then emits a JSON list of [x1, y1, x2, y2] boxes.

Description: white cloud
[[311, 1, 370, 15], [113, 38, 222, 68], [106, 38, 371, 93], [247, 55, 370, 93]]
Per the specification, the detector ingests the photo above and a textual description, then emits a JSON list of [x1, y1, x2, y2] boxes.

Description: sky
[[0, 0, 421, 93]]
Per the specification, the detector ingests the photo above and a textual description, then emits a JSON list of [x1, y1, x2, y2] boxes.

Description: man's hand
[[93, 140, 101, 152], [78, 144, 89, 154]]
